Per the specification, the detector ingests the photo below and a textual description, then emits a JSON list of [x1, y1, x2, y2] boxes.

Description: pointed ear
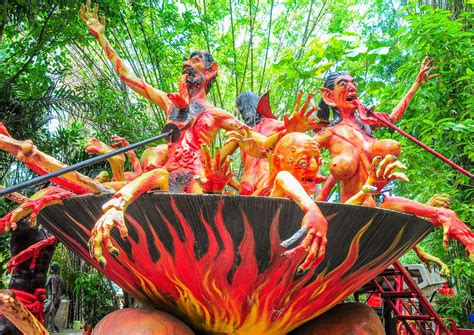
[[319, 87, 336, 107], [257, 91, 277, 119], [272, 153, 283, 171], [208, 62, 218, 77]]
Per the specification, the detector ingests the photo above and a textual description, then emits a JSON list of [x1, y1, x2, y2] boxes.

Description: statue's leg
[[85, 138, 126, 181], [90, 168, 169, 266], [381, 197, 474, 259], [1, 223, 56, 335], [0, 290, 48, 335], [0, 186, 28, 204], [1, 187, 75, 233], [0, 134, 110, 194]]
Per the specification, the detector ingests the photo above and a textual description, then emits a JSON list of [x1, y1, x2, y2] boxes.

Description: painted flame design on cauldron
[[39, 193, 430, 334]]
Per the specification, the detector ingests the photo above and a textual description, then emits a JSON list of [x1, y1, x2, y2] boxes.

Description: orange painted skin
[[80, 2, 247, 194], [316, 74, 401, 205], [79, 1, 252, 265], [254, 133, 328, 272], [0, 124, 111, 195], [240, 118, 285, 195], [1, 187, 75, 233], [223, 91, 324, 195], [316, 66, 473, 259]]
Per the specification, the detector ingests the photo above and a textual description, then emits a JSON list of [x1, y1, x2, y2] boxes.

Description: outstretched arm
[[271, 171, 328, 272], [79, 1, 172, 112], [89, 168, 169, 266], [390, 56, 439, 123]]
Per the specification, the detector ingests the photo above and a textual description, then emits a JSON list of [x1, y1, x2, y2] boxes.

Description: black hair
[[318, 71, 373, 136], [317, 71, 349, 122], [236, 91, 262, 126], [188, 51, 217, 93], [51, 262, 60, 273]]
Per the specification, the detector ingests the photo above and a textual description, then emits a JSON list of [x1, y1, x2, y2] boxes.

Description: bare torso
[[240, 118, 285, 195], [164, 99, 244, 192], [316, 120, 400, 203]]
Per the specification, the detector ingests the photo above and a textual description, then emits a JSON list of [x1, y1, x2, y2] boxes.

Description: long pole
[[0, 125, 180, 197], [369, 112, 473, 179]]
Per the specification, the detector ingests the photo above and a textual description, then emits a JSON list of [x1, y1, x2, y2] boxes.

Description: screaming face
[[333, 74, 359, 111], [181, 51, 217, 92], [182, 55, 205, 86], [273, 133, 323, 194]]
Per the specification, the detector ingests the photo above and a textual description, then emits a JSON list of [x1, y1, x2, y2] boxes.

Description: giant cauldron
[[38, 192, 432, 334]]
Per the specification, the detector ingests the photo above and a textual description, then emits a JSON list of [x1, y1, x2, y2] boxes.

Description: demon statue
[[0, 219, 57, 335], [314, 63, 473, 258]]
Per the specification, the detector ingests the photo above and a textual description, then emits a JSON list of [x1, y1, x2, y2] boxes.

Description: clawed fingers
[[293, 91, 303, 114], [376, 154, 397, 178], [93, 3, 99, 19], [201, 145, 212, 170], [383, 161, 407, 179], [426, 194, 451, 208], [79, 5, 87, 22], [89, 226, 107, 267], [300, 93, 314, 114], [305, 106, 319, 118], [425, 57, 435, 68], [213, 149, 221, 171], [88, 208, 128, 267], [280, 225, 327, 273], [298, 232, 326, 272], [426, 65, 439, 73], [221, 158, 231, 174], [428, 73, 440, 80], [102, 229, 119, 256], [388, 172, 409, 183], [421, 55, 430, 67], [442, 228, 450, 249]]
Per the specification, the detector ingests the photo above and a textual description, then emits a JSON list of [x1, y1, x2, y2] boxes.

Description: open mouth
[[182, 66, 197, 76], [301, 176, 315, 183], [346, 92, 357, 101]]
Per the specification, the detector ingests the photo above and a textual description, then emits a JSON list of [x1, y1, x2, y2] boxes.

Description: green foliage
[[74, 271, 116, 326], [0, 0, 472, 327]]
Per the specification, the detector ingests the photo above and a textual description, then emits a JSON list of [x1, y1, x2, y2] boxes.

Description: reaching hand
[[362, 155, 409, 195], [358, 104, 392, 127], [89, 196, 129, 267], [79, 0, 106, 39], [110, 136, 130, 148], [435, 208, 474, 261], [415, 56, 440, 86], [281, 210, 328, 272], [284, 91, 321, 133], [195, 145, 233, 194], [425, 194, 451, 208], [226, 128, 266, 159]]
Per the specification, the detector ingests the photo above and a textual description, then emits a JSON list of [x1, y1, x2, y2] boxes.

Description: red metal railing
[[372, 261, 453, 335]]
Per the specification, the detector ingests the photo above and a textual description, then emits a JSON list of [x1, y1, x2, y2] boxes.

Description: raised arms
[[389, 56, 440, 123], [79, 1, 172, 113]]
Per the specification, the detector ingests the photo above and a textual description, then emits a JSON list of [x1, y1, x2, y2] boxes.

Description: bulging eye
[[298, 160, 308, 168]]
